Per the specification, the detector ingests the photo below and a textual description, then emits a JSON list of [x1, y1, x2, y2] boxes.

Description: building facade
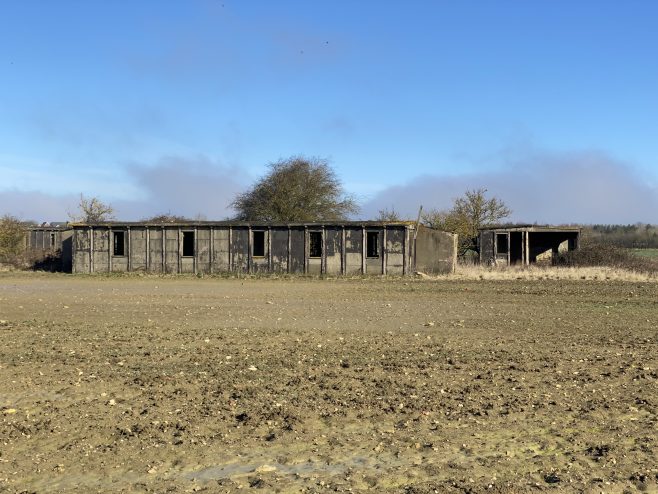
[[71, 221, 457, 275]]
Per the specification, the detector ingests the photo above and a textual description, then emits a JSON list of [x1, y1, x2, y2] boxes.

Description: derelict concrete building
[[25, 223, 73, 271], [71, 221, 457, 275], [479, 225, 580, 266]]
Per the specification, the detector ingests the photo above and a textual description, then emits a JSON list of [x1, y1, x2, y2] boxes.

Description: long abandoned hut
[[70, 221, 457, 275], [479, 225, 580, 266]]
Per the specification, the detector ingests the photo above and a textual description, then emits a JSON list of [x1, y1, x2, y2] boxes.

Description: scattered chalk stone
[[255, 464, 277, 473], [248, 365, 258, 371]]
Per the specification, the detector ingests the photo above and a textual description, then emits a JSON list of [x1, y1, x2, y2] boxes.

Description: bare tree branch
[[69, 194, 115, 224]]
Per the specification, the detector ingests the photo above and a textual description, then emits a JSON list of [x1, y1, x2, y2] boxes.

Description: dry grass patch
[[446, 264, 658, 282]]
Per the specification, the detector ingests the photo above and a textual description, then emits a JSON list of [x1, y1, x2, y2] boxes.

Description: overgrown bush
[[556, 242, 658, 273], [0, 215, 26, 268]]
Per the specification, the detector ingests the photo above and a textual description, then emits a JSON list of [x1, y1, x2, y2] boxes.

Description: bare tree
[[70, 194, 115, 224], [231, 156, 359, 221], [424, 188, 511, 255], [375, 206, 404, 222]]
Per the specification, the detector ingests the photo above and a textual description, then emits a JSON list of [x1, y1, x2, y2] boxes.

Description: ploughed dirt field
[[1, 273, 657, 493]]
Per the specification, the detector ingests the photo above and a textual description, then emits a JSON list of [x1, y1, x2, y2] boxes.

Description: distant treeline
[[581, 224, 658, 249]]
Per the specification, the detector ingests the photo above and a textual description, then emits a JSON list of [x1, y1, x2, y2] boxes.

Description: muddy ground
[[1, 273, 657, 493]]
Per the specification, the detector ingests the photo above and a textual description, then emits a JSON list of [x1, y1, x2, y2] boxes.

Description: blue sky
[[1, 0, 657, 223]]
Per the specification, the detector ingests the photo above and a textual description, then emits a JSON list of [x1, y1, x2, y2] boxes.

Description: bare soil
[[1, 273, 657, 493]]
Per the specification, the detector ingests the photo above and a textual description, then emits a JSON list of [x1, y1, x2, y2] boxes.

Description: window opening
[[252, 231, 265, 257], [366, 231, 380, 258], [113, 231, 125, 256], [182, 231, 195, 257], [50, 233, 56, 248], [309, 231, 323, 258], [496, 233, 508, 254]]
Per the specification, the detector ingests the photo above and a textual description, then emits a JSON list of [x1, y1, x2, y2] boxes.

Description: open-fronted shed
[[479, 225, 580, 266]]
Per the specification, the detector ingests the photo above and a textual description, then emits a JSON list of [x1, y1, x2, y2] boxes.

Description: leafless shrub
[[142, 213, 193, 223], [424, 188, 511, 256], [555, 242, 658, 274]]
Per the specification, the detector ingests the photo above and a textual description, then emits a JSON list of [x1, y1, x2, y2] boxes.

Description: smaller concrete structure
[[25, 224, 73, 271], [479, 225, 580, 266]]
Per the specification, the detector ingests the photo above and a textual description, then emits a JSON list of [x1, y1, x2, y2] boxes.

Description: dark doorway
[[510, 232, 523, 264], [252, 231, 265, 257], [182, 231, 195, 257]]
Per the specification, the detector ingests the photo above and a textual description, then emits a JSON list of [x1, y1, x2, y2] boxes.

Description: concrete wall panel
[[271, 229, 289, 273], [345, 228, 363, 274], [73, 229, 90, 273], [212, 228, 230, 272], [386, 228, 405, 274], [325, 228, 342, 274], [307, 258, 322, 275], [130, 228, 147, 271], [197, 228, 210, 274], [231, 228, 249, 273], [93, 229, 109, 273], [165, 228, 179, 273], [366, 257, 382, 274], [415, 227, 456, 274], [289, 228, 305, 273], [148, 228, 164, 273]]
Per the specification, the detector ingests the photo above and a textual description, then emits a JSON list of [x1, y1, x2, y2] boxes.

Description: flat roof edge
[[69, 220, 418, 228]]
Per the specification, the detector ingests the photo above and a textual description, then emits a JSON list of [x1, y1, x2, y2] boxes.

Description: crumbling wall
[[415, 227, 457, 274], [386, 227, 405, 275]]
